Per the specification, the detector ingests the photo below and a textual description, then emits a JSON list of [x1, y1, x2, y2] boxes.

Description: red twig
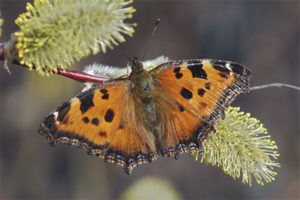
[[56, 68, 109, 83], [0, 45, 109, 83]]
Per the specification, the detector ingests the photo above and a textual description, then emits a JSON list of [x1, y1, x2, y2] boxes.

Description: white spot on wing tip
[[53, 112, 58, 119], [225, 62, 231, 70], [53, 111, 59, 124]]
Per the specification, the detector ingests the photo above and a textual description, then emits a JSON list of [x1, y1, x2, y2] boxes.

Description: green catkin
[[15, 0, 136, 75], [191, 106, 280, 187]]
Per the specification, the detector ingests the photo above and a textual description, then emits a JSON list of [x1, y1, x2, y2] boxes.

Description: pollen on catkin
[[192, 106, 280, 187], [14, 0, 136, 76]]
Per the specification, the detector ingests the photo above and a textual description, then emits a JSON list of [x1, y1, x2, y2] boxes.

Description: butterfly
[[39, 56, 252, 174]]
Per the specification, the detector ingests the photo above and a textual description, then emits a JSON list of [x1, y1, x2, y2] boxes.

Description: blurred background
[[0, 0, 299, 199]]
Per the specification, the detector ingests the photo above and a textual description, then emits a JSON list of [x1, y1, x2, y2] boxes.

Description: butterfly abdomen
[[129, 68, 166, 148]]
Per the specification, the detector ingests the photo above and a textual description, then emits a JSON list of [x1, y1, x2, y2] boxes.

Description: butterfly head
[[131, 57, 144, 74]]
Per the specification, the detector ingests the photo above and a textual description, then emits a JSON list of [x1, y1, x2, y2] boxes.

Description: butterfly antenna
[[142, 18, 160, 61]]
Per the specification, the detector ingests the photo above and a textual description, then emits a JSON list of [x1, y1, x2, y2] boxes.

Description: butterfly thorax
[[129, 57, 153, 98]]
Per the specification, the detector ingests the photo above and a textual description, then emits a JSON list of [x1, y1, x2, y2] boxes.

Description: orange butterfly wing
[[39, 58, 251, 173], [39, 80, 158, 174], [151, 59, 251, 157]]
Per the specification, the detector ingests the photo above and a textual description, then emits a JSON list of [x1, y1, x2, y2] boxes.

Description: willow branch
[[0, 45, 108, 83]]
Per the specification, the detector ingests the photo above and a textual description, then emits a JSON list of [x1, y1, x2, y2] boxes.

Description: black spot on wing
[[105, 109, 115, 122], [173, 67, 183, 79], [179, 104, 185, 112], [173, 67, 180, 73], [57, 102, 71, 123], [213, 64, 230, 78], [100, 88, 109, 100], [230, 63, 244, 75], [102, 94, 109, 99], [198, 88, 205, 97], [187, 64, 207, 79], [78, 90, 95, 114], [180, 87, 193, 100], [92, 118, 100, 126], [175, 73, 183, 79], [82, 117, 89, 123], [100, 89, 108, 93], [205, 83, 211, 90]]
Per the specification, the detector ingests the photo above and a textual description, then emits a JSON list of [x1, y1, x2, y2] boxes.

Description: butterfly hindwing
[[153, 90, 213, 157], [39, 80, 158, 174], [151, 59, 251, 156]]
